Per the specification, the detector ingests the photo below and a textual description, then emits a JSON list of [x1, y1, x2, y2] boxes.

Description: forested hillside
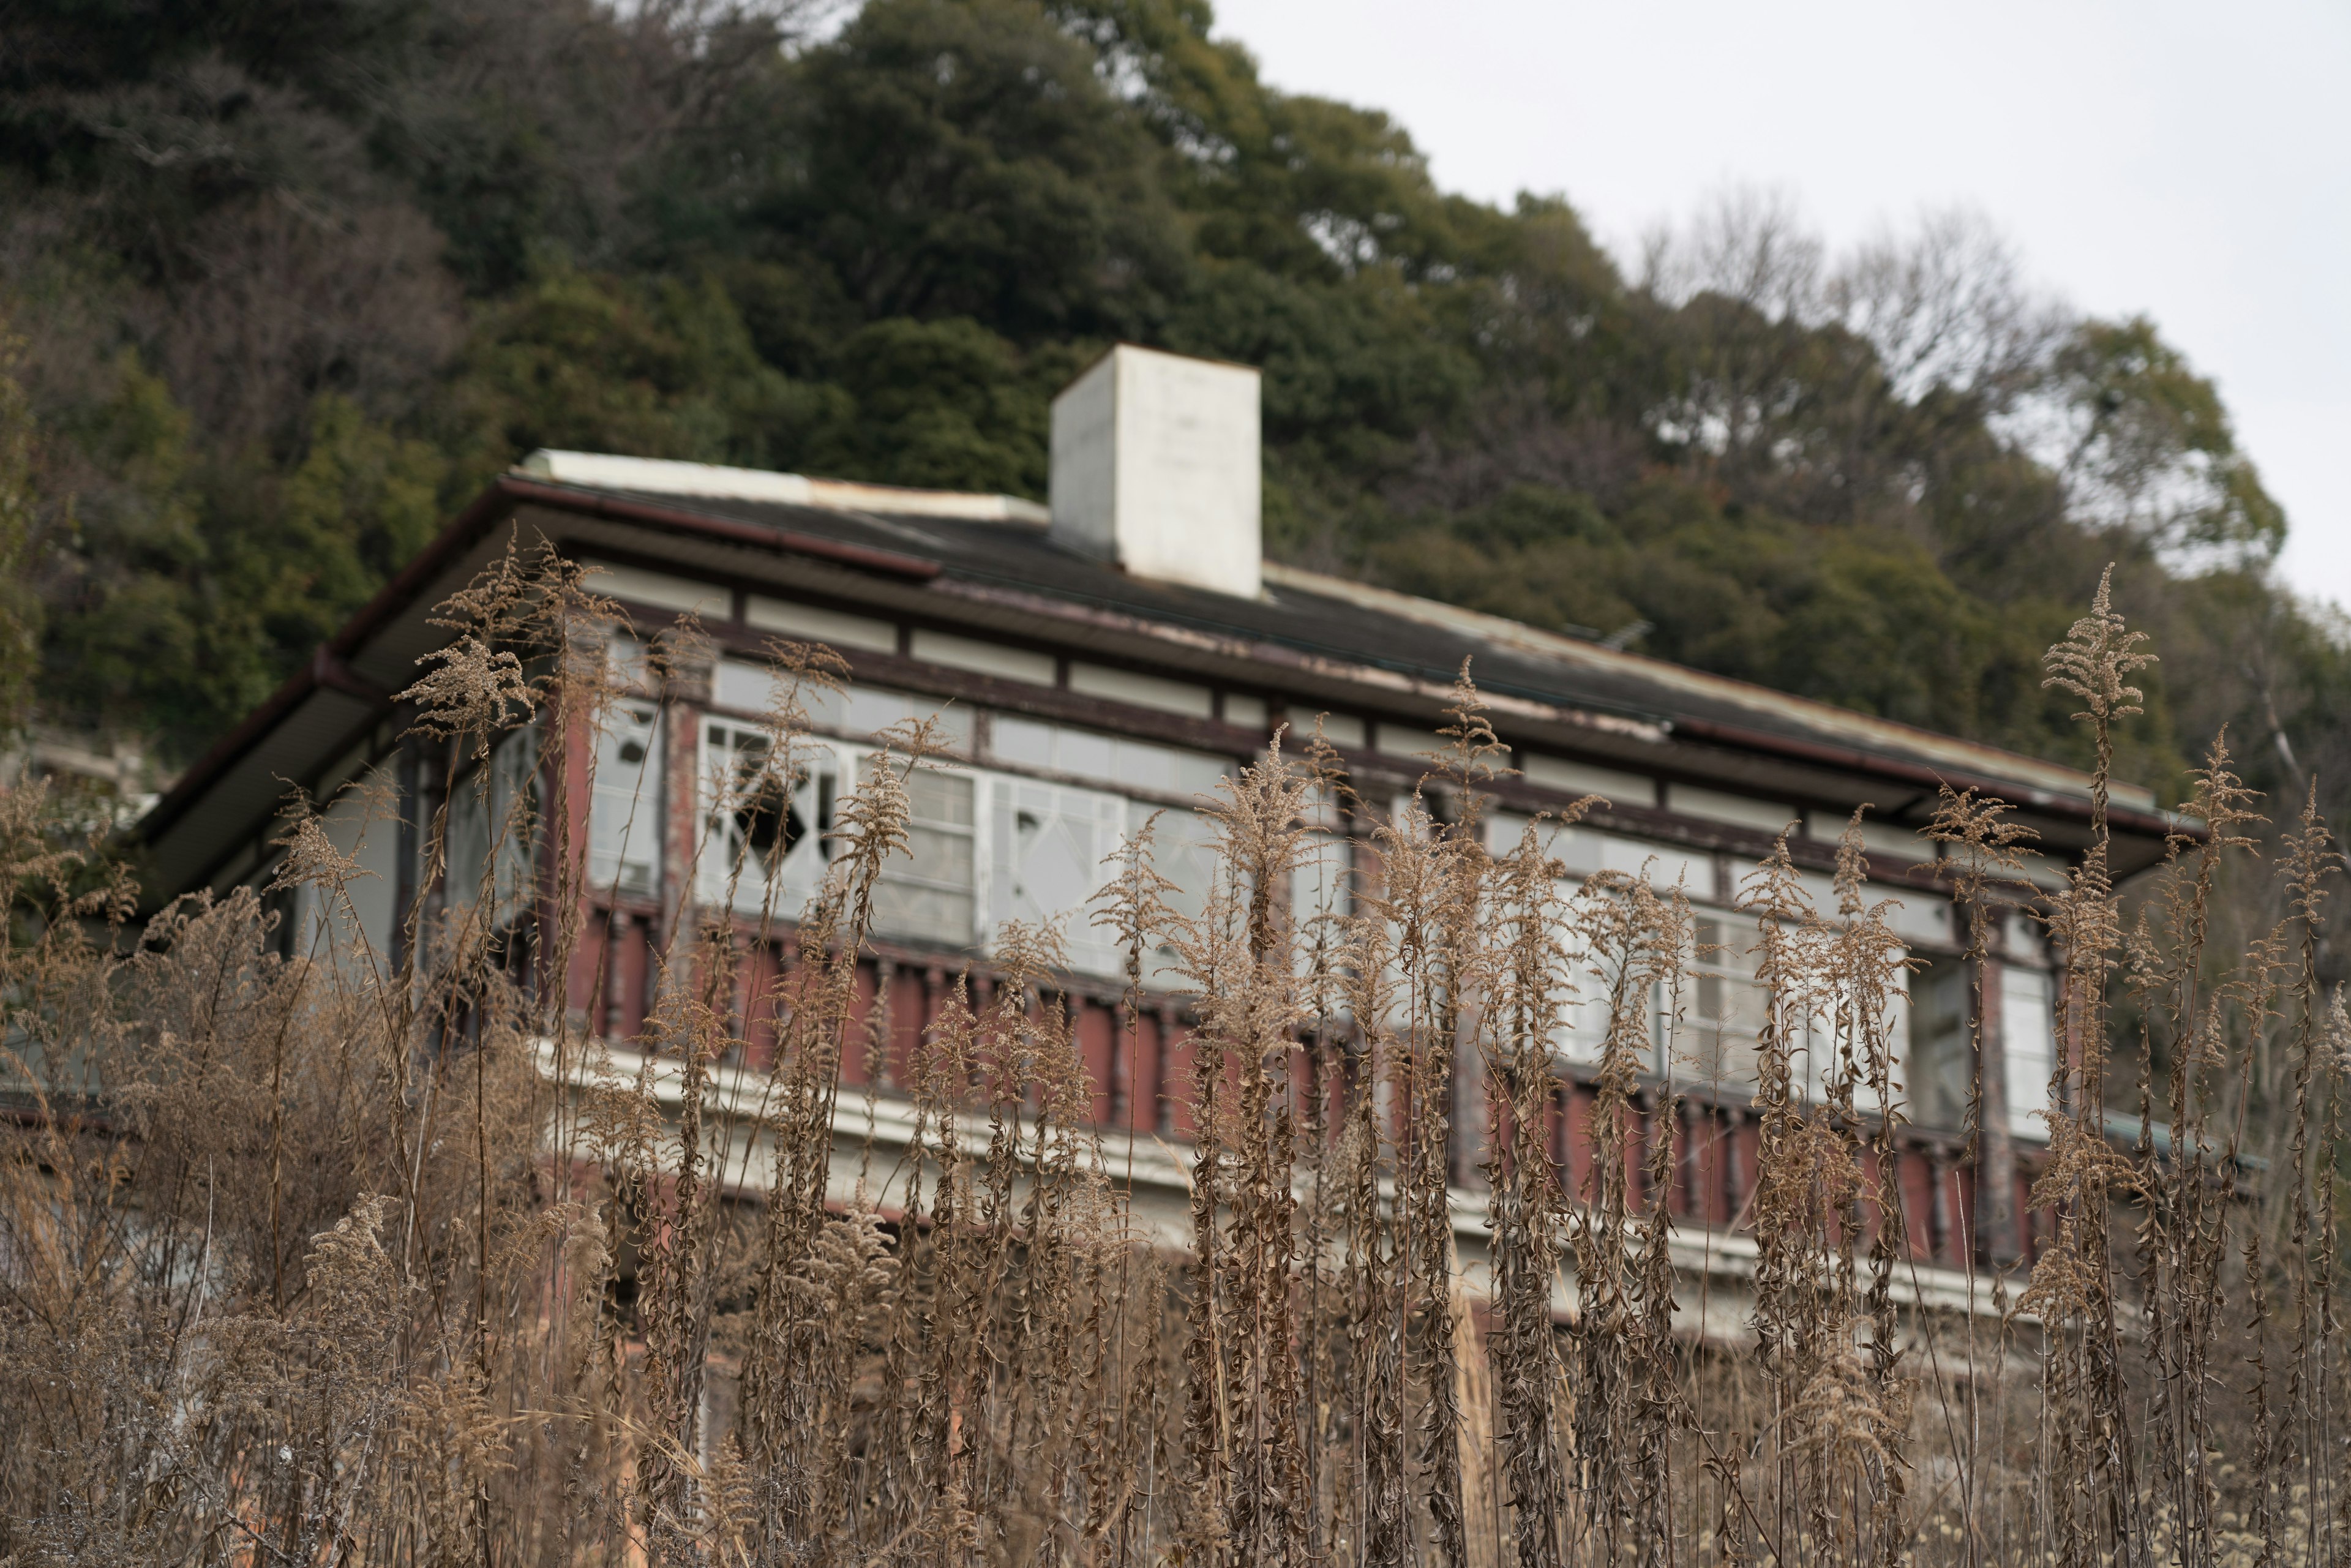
[[2, 0, 2341, 811]]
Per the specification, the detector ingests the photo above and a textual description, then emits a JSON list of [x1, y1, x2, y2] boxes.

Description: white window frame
[[990, 773, 1133, 978], [695, 723, 989, 950], [691, 692, 1246, 983], [696, 716, 839, 920]]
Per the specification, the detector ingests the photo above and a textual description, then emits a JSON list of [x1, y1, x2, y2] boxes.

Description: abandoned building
[[132, 344, 2180, 1325]]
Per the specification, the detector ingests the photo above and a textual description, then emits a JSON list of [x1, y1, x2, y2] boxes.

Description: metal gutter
[[510, 478, 942, 582]]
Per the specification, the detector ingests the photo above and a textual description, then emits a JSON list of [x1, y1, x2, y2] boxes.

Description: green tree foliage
[[0, 0, 2338, 817], [777, 0, 1188, 339]]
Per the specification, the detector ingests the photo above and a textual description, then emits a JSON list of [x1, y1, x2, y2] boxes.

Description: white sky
[[1209, 0, 2351, 613]]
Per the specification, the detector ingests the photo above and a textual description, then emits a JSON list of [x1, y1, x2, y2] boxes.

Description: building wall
[[216, 591, 2063, 1278]]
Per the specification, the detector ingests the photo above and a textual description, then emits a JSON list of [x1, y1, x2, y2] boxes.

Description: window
[[697, 719, 836, 918], [590, 700, 662, 899], [709, 661, 973, 754], [1145, 807, 1225, 986], [989, 714, 1227, 799], [2001, 964, 2056, 1138], [447, 726, 539, 925], [685, 697, 1263, 979], [1908, 955, 1973, 1131], [870, 757, 978, 947], [1677, 915, 1769, 1089], [695, 724, 981, 949], [1291, 828, 1352, 978], [991, 776, 1128, 975]]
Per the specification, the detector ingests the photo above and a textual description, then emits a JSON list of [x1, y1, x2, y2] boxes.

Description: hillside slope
[[1, 0, 2340, 812]]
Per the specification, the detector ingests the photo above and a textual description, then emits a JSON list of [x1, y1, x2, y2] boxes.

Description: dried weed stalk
[[0, 557, 2345, 1567]]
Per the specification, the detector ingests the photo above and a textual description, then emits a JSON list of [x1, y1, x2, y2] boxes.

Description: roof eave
[[133, 475, 945, 856]]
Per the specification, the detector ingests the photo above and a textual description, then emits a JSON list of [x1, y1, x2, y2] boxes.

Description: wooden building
[[133, 345, 2179, 1326]]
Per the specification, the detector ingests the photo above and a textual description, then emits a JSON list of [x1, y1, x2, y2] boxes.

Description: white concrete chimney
[[1049, 345, 1262, 598]]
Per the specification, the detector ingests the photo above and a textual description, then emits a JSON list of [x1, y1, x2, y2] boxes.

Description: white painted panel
[[1521, 752, 1657, 807], [1884, 893, 1955, 949], [743, 595, 897, 652], [1488, 810, 1608, 878], [712, 663, 972, 752], [1803, 808, 1933, 864], [989, 713, 1228, 799], [1376, 722, 1448, 760], [2012, 849, 2073, 890], [838, 687, 973, 752], [1068, 661, 1213, 718], [1595, 832, 1708, 896], [1284, 707, 1365, 749], [580, 558, 729, 617], [910, 629, 1055, 685], [1670, 784, 1797, 838], [1223, 692, 1268, 729], [712, 656, 848, 717]]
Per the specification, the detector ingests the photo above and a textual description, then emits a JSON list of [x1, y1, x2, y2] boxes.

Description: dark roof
[[135, 472, 2189, 899]]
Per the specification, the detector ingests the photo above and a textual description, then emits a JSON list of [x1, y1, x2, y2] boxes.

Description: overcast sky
[[1209, 0, 2351, 613]]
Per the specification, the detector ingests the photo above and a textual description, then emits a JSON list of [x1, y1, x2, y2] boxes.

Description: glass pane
[[590, 702, 661, 898], [904, 767, 975, 829], [1672, 911, 1766, 1089], [871, 880, 975, 948], [2002, 964, 2056, 1136], [991, 777, 1127, 976], [863, 762, 977, 948], [904, 822, 975, 884], [1688, 974, 1768, 1087], [702, 720, 839, 917], [1909, 956, 1973, 1130], [1143, 808, 1224, 985], [447, 775, 488, 902]]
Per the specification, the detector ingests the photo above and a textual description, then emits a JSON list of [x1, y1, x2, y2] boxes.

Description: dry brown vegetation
[[2, 555, 2345, 1566]]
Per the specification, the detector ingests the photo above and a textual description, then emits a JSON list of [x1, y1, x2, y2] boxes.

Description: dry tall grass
[[1, 555, 2342, 1566]]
